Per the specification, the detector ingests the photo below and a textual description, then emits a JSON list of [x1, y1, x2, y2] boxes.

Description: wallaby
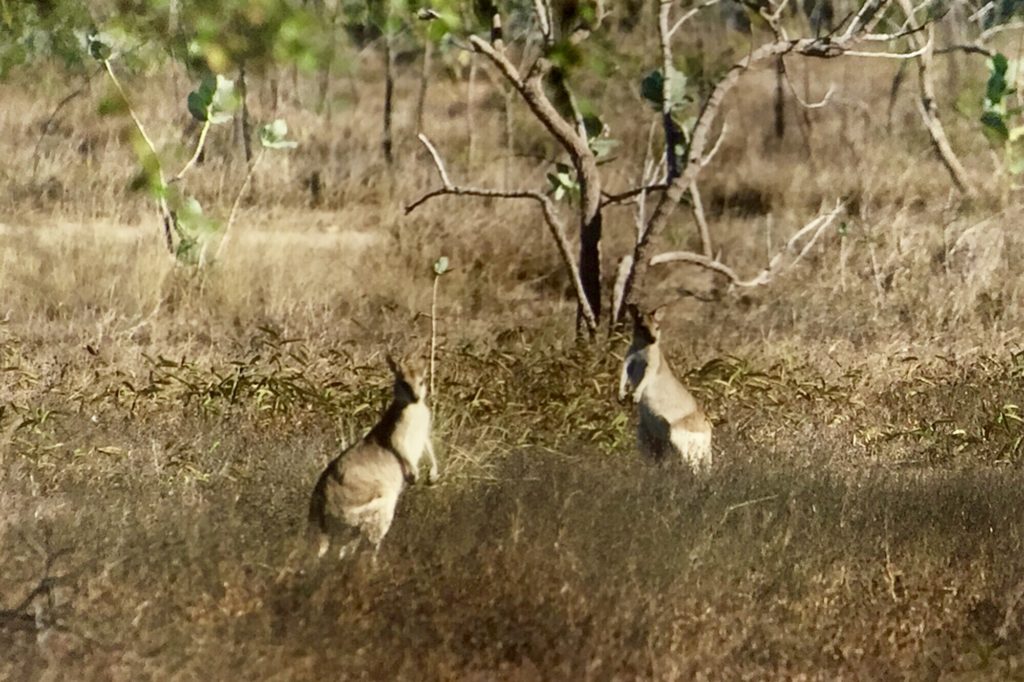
[[308, 354, 440, 561], [619, 306, 713, 471]]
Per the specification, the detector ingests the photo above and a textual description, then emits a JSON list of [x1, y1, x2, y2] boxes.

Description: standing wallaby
[[308, 354, 440, 561], [619, 306, 713, 471]]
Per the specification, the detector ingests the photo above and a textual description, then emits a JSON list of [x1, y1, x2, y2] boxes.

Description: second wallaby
[[619, 306, 712, 471], [308, 354, 440, 562]]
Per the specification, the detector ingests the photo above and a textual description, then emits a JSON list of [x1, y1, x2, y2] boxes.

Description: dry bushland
[[2, 30, 1024, 679]]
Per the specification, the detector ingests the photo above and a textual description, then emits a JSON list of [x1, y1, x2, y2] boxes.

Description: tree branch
[[668, 0, 722, 38], [895, 0, 974, 195], [601, 184, 669, 208], [407, 134, 598, 333], [651, 201, 844, 288]]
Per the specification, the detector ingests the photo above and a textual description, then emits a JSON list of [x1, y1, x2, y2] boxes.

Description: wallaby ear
[[627, 303, 640, 321], [385, 353, 401, 376]]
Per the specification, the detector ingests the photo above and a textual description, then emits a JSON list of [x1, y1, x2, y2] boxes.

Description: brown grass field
[[2, 19, 1024, 680]]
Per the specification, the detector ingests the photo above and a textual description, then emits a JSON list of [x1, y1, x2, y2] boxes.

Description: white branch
[[843, 31, 933, 59], [533, 0, 552, 43], [979, 21, 1024, 43], [781, 62, 836, 109], [651, 201, 845, 288], [701, 122, 729, 167], [667, 0, 722, 38], [968, 1, 995, 23]]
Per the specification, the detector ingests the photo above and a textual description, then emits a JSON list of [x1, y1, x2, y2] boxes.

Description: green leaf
[[433, 256, 450, 275], [424, 9, 461, 42], [172, 195, 222, 266], [583, 114, 604, 140], [981, 110, 1009, 145], [640, 70, 664, 108], [187, 74, 237, 124], [187, 90, 208, 122], [547, 39, 582, 71], [987, 53, 1010, 105], [259, 118, 298, 149], [589, 137, 620, 160], [1007, 155, 1024, 175], [640, 67, 689, 112], [87, 34, 111, 60], [208, 75, 238, 124]]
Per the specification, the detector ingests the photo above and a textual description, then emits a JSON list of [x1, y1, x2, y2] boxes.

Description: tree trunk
[[774, 57, 785, 140], [382, 27, 396, 166], [237, 64, 253, 164], [415, 41, 432, 132], [466, 56, 477, 169], [577, 173, 603, 335]]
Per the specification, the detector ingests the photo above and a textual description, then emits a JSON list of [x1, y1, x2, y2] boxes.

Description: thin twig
[[690, 180, 713, 257], [843, 32, 933, 59], [31, 66, 102, 180], [667, 0, 722, 38], [101, 58, 176, 254], [407, 134, 598, 333], [781, 60, 836, 108], [601, 184, 670, 208], [702, 122, 729, 167], [172, 118, 212, 182], [214, 148, 266, 262], [651, 201, 844, 288]]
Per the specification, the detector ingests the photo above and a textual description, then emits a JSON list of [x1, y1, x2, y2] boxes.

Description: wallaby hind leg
[[424, 439, 441, 484], [672, 412, 713, 473], [672, 428, 712, 473], [345, 495, 398, 560], [316, 533, 331, 559], [337, 537, 361, 561]]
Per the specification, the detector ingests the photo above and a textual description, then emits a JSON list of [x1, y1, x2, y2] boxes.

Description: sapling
[[430, 255, 451, 401]]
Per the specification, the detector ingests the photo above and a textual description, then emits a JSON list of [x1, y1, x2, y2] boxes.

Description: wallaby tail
[[307, 466, 334, 539]]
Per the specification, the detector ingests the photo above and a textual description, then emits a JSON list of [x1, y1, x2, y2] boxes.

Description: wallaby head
[[386, 354, 428, 404], [630, 305, 665, 347]]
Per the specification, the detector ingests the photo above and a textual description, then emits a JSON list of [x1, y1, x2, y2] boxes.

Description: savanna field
[[3, 2, 1024, 679]]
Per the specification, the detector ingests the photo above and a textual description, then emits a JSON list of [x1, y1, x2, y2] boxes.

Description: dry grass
[[3, 20, 1024, 679]]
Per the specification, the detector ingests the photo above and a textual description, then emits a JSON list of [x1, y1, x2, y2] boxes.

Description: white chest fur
[[634, 347, 697, 423], [390, 401, 431, 466]]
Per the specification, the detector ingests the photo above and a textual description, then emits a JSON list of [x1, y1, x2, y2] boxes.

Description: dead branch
[[690, 180, 713, 257], [934, 44, 993, 57], [979, 20, 1024, 43], [667, 0, 722, 38], [842, 30, 934, 58], [601, 184, 670, 208], [781, 60, 836, 108], [650, 201, 844, 289], [407, 134, 598, 333], [896, 0, 975, 195], [702, 123, 729, 167]]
